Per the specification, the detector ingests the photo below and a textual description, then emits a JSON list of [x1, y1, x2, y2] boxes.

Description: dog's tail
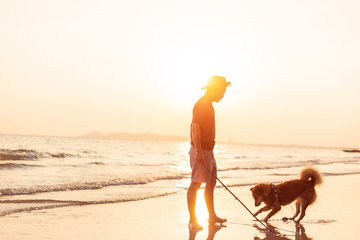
[[300, 166, 323, 186]]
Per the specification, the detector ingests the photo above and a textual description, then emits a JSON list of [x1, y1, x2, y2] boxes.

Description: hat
[[201, 76, 231, 90]]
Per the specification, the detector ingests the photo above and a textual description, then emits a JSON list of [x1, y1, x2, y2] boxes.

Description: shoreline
[[0, 174, 359, 239]]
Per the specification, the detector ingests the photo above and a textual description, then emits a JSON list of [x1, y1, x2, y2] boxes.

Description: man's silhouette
[[187, 76, 231, 230]]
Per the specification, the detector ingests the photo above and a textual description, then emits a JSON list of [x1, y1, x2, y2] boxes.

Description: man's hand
[[191, 122, 204, 164], [195, 150, 204, 164]]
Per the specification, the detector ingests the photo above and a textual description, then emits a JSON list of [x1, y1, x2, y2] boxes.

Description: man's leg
[[187, 182, 203, 229], [205, 179, 227, 225]]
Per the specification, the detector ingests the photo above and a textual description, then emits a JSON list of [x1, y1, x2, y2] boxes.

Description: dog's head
[[250, 184, 266, 207]]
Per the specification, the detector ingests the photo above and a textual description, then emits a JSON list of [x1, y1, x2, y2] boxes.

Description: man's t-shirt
[[190, 97, 215, 150]]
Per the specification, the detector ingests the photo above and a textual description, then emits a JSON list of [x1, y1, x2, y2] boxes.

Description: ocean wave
[[269, 173, 292, 176], [0, 149, 79, 161], [0, 175, 186, 196], [86, 161, 105, 166], [0, 149, 38, 160], [0, 163, 42, 169], [0, 190, 179, 217], [1, 172, 360, 217], [322, 171, 360, 176], [214, 171, 360, 189], [218, 166, 272, 172], [234, 155, 248, 159], [134, 163, 164, 167], [217, 159, 360, 172]]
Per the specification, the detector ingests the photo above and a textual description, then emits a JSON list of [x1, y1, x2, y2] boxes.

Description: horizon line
[[0, 131, 355, 150]]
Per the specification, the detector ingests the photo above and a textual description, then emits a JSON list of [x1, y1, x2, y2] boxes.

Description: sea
[[1, 134, 359, 217]]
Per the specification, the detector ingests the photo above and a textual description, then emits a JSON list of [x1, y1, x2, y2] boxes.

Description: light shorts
[[189, 145, 217, 183]]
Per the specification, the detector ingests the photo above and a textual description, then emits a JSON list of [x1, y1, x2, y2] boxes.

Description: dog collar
[[271, 183, 278, 193], [271, 183, 281, 204]]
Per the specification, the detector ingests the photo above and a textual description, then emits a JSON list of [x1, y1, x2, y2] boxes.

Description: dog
[[250, 166, 322, 222]]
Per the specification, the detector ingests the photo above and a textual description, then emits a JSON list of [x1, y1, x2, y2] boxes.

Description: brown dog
[[250, 167, 322, 222]]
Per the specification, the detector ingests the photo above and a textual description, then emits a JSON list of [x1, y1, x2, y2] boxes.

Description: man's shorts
[[189, 146, 217, 183]]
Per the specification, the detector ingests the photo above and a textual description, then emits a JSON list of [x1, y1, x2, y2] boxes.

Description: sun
[[153, 45, 257, 111], [154, 49, 212, 107], [153, 35, 232, 107]]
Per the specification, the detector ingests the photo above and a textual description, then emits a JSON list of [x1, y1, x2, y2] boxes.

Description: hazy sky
[[1, 0, 359, 148]]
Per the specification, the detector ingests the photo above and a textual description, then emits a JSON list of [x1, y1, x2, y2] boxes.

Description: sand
[[1, 174, 359, 240]]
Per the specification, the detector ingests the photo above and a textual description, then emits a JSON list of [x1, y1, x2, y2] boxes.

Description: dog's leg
[[291, 200, 300, 220], [296, 202, 309, 222], [263, 205, 281, 222], [254, 205, 271, 217]]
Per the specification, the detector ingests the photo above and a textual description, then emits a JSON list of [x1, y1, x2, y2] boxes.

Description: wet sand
[[0, 174, 359, 240]]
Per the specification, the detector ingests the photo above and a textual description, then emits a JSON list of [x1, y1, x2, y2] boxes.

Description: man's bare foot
[[188, 220, 203, 231], [209, 216, 227, 225]]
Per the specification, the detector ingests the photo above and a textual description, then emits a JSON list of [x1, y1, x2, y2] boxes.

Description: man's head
[[202, 76, 231, 102]]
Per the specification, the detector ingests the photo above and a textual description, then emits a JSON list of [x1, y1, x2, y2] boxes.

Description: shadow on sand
[[254, 222, 313, 240]]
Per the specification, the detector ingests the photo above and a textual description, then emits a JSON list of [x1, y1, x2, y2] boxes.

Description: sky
[[1, 0, 359, 148]]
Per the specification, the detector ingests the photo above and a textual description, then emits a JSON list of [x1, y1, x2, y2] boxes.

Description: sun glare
[[154, 33, 234, 107], [155, 62, 209, 108], [152, 32, 259, 111], [194, 188, 209, 225]]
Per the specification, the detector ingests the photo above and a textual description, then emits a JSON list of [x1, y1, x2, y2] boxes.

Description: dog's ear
[[250, 187, 254, 192]]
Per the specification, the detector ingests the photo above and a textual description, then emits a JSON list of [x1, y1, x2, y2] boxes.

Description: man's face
[[213, 87, 227, 102]]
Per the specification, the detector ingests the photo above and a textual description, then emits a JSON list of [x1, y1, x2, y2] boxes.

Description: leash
[[202, 163, 277, 235]]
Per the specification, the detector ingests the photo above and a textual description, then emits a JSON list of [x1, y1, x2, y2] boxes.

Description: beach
[[1, 135, 359, 239], [1, 173, 359, 240], [2, 0, 360, 239]]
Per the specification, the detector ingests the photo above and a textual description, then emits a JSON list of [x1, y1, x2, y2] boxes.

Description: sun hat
[[201, 76, 231, 90]]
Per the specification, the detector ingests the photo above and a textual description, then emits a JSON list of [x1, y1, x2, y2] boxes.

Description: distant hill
[[79, 131, 189, 142]]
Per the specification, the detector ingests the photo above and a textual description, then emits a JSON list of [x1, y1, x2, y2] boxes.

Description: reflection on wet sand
[[189, 224, 226, 240], [254, 223, 313, 240]]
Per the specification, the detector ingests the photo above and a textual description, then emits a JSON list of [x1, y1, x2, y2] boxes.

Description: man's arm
[[191, 122, 204, 164]]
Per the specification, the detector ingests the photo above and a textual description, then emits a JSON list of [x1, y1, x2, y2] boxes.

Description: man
[[187, 76, 231, 230]]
